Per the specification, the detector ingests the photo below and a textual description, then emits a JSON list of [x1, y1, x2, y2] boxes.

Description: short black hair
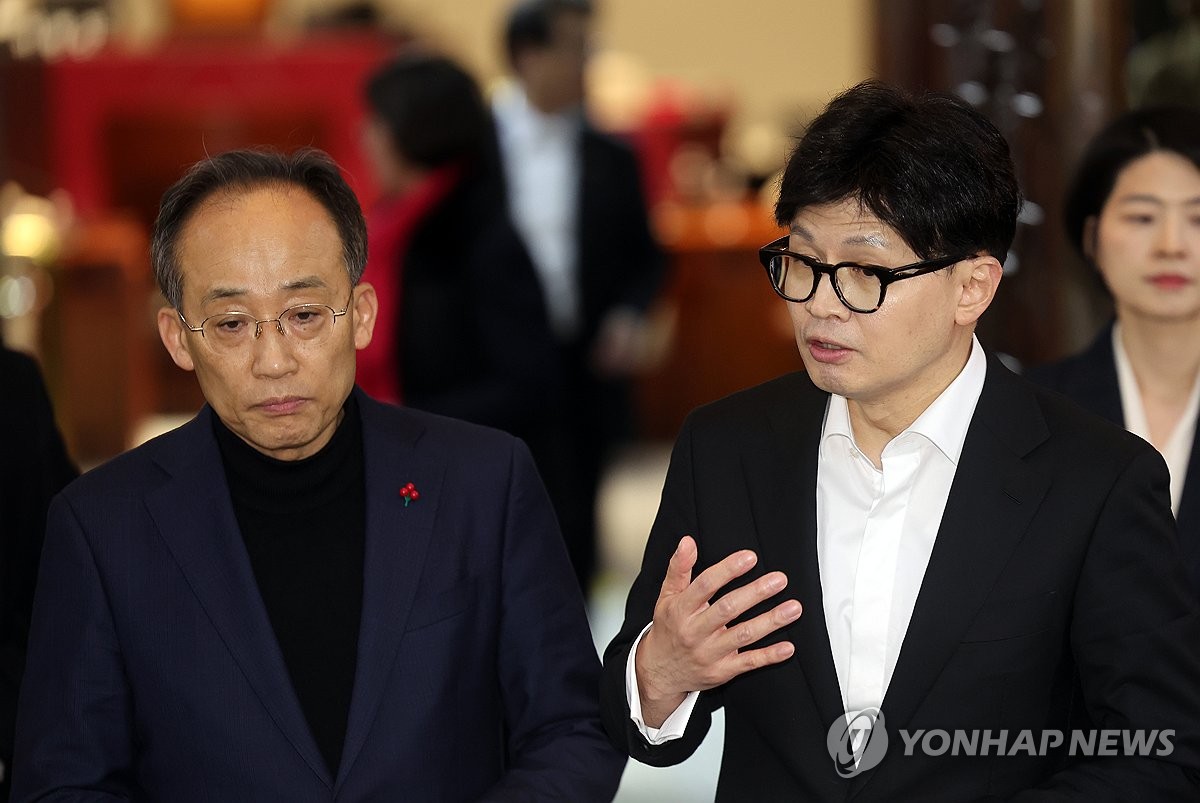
[[364, 54, 494, 171], [503, 0, 592, 68], [1064, 105, 1200, 260], [151, 147, 367, 310], [775, 80, 1021, 262]]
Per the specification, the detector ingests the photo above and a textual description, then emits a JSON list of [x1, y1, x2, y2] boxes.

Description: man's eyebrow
[[282, 276, 329, 291], [198, 277, 329, 306], [843, 233, 890, 248], [201, 287, 247, 305]]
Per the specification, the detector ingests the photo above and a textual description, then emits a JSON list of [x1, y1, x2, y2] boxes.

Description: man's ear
[[351, 283, 378, 350], [157, 307, 195, 371], [955, 256, 1003, 327]]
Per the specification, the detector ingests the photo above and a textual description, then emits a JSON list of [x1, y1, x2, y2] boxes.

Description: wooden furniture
[[636, 201, 798, 440], [50, 216, 158, 460]]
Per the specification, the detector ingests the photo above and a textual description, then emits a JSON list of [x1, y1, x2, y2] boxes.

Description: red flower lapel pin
[[399, 482, 420, 507]]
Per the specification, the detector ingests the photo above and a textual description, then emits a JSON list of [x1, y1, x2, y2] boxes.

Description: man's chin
[[238, 423, 324, 461], [800, 359, 851, 395]]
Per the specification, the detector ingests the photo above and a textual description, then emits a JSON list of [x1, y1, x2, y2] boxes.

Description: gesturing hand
[[635, 535, 802, 728]]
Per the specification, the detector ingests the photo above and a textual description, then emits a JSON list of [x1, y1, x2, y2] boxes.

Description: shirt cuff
[[625, 622, 700, 744]]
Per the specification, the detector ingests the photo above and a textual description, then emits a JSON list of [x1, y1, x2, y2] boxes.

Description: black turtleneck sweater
[[213, 397, 365, 776]]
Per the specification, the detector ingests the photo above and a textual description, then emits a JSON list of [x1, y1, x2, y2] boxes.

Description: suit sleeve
[[600, 416, 723, 766], [478, 439, 625, 802], [1008, 447, 1200, 801], [10, 495, 134, 802], [606, 144, 664, 316]]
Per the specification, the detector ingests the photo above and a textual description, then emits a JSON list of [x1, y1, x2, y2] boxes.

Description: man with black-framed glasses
[[13, 148, 624, 801], [601, 81, 1200, 800]]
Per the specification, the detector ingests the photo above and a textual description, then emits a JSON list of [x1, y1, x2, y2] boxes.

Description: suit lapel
[[1058, 326, 1200, 584], [747, 376, 846, 732], [335, 391, 444, 791], [850, 358, 1052, 797], [145, 409, 331, 787]]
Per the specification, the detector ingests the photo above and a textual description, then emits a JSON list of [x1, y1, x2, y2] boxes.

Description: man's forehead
[[176, 185, 346, 304], [789, 203, 899, 248], [198, 275, 333, 305]]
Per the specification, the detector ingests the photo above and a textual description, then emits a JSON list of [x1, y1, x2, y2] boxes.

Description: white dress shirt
[[492, 82, 583, 340], [627, 337, 987, 741], [1112, 323, 1200, 516]]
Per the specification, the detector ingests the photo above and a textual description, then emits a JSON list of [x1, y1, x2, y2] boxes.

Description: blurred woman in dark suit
[[1027, 106, 1200, 596], [356, 54, 559, 444]]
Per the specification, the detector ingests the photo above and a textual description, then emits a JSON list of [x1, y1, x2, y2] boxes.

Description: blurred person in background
[[0, 344, 76, 798], [1027, 106, 1200, 598], [13, 148, 623, 802], [494, 0, 665, 593], [357, 54, 558, 448]]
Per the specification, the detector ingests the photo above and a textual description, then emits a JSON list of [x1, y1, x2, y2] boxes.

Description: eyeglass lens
[[767, 255, 881, 311], [202, 306, 336, 349]]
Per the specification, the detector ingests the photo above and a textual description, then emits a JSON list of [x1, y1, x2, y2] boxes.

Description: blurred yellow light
[[1, 211, 55, 259]]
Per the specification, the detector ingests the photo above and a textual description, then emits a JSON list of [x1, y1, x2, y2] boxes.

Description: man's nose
[[805, 272, 852, 320], [249, 321, 299, 378]]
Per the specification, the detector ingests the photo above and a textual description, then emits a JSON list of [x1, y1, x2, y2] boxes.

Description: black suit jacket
[[602, 356, 1200, 801], [1026, 323, 1200, 596], [399, 170, 562, 443], [0, 347, 75, 780], [575, 127, 664, 348]]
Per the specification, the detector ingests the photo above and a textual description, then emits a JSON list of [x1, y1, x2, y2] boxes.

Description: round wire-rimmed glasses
[[757, 236, 971, 313], [177, 293, 353, 353]]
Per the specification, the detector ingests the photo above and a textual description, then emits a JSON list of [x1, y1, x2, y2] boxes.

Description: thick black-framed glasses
[[757, 236, 970, 313], [178, 293, 353, 354]]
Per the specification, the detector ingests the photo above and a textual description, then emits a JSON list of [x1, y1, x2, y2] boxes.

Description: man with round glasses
[[601, 81, 1200, 800], [13, 148, 624, 801]]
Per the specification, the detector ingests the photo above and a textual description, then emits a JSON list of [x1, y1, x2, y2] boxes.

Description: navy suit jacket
[[602, 358, 1200, 801], [1025, 324, 1200, 597], [13, 388, 624, 802]]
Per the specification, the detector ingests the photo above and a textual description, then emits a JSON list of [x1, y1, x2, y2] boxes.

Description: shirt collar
[[493, 81, 581, 141], [821, 335, 987, 466]]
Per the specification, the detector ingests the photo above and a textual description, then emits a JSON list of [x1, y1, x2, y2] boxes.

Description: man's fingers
[[658, 536, 699, 597], [698, 570, 790, 631], [676, 548, 759, 612], [695, 639, 797, 690], [715, 599, 803, 655], [729, 639, 796, 677]]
